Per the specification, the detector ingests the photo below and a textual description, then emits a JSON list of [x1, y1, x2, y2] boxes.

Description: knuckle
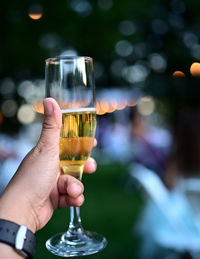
[[43, 120, 56, 130]]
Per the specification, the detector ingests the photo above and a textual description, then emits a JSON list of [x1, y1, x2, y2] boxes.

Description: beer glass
[[45, 56, 107, 257]]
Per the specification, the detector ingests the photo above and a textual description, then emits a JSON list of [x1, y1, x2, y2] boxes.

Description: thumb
[[38, 98, 62, 151]]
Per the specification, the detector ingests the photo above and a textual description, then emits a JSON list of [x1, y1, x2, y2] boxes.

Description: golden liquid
[[59, 108, 96, 178]]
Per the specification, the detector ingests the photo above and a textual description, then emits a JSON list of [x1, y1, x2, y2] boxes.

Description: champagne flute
[[45, 56, 107, 257]]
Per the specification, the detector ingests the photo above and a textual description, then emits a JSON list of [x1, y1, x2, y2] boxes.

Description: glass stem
[[63, 206, 84, 243], [66, 174, 84, 237], [64, 174, 84, 242], [68, 206, 83, 234]]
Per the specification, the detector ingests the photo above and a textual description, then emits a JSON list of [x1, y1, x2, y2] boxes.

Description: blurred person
[[131, 106, 200, 259], [164, 108, 200, 189], [129, 107, 171, 178], [0, 98, 97, 258], [129, 103, 200, 188]]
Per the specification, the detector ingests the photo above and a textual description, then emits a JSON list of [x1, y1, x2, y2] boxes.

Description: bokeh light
[[32, 101, 44, 114], [17, 104, 36, 124], [190, 62, 200, 77], [149, 53, 167, 73], [60, 49, 78, 57], [183, 32, 198, 49], [122, 63, 150, 83], [28, 4, 43, 20], [0, 78, 15, 96], [108, 99, 118, 113], [96, 89, 138, 115], [70, 0, 93, 17], [115, 40, 133, 57], [172, 70, 185, 77], [1, 100, 18, 118], [29, 13, 43, 20], [116, 99, 127, 111], [17, 79, 45, 103], [118, 20, 136, 36], [137, 96, 155, 116], [17, 80, 34, 99]]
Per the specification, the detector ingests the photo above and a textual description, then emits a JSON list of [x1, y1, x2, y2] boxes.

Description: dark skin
[[0, 98, 97, 258]]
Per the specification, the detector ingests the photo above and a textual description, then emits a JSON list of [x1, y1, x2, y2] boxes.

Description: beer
[[59, 108, 96, 178]]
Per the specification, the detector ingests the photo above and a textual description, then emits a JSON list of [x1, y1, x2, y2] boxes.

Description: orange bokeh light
[[100, 100, 109, 112], [190, 62, 200, 77], [107, 102, 116, 113], [97, 102, 105, 115], [96, 98, 137, 115], [32, 102, 44, 114], [96, 101, 100, 114], [29, 13, 43, 20], [127, 99, 137, 107], [34, 98, 136, 116], [172, 71, 185, 78], [117, 99, 127, 110], [110, 100, 118, 110]]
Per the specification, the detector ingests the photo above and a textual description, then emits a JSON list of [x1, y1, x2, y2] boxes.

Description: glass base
[[46, 230, 107, 257]]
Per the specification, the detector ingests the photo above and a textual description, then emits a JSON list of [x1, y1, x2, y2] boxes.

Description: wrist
[[0, 219, 36, 258], [0, 188, 36, 233]]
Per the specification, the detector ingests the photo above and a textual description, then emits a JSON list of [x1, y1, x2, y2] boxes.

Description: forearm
[[0, 243, 25, 259], [0, 183, 36, 233], [0, 186, 36, 258]]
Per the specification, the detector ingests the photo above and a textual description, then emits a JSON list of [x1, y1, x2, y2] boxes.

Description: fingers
[[58, 174, 84, 196], [58, 194, 85, 208], [83, 157, 97, 174], [57, 174, 84, 208]]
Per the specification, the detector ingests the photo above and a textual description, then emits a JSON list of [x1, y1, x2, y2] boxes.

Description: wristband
[[0, 219, 36, 258]]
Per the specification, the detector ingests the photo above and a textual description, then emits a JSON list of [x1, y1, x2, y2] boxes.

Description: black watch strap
[[0, 219, 36, 258]]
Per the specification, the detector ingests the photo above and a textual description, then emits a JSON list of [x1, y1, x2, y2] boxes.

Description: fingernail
[[44, 99, 53, 115]]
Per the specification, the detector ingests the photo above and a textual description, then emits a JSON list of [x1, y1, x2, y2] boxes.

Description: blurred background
[[2, 0, 200, 258]]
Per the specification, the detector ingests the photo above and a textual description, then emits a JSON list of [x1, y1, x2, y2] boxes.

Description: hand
[[0, 98, 97, 233]]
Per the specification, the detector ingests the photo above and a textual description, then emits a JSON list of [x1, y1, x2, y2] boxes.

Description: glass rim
[[46, 56, 93, 63]]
